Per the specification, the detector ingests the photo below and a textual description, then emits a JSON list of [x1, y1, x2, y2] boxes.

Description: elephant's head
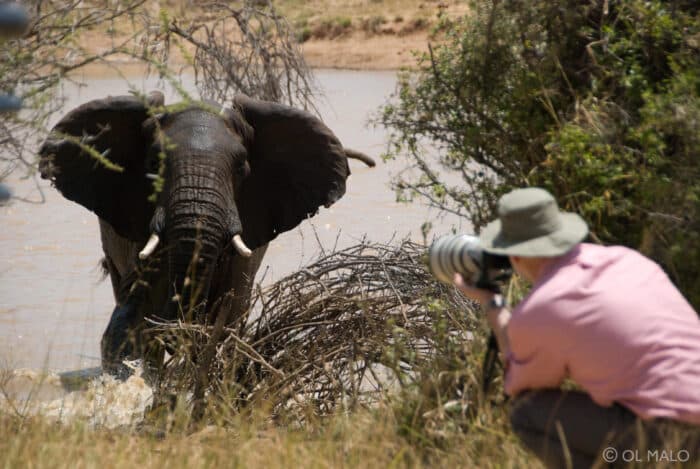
[[39, 91, 357, 321]]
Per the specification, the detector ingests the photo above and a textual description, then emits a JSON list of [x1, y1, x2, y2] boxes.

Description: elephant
[[38, 90, 375, 378]]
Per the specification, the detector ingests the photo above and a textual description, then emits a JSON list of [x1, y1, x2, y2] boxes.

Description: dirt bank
[[76, 1, 468, 73], [289, 0, 470, 70], [301, 30, 433, 70]]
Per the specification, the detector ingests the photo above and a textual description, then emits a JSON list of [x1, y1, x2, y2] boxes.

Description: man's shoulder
[[560, 243, 653, 272], [525, 243, 661, 308], [516, 244, 612, 311], [577, 242, 632, 258], [576, 243, 661, 274]]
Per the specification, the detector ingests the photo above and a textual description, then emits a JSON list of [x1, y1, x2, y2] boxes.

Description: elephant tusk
[[232, 234, 252, 258], [138, 233, 160, 259]]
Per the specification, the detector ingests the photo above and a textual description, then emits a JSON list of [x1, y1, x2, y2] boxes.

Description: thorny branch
[[1, 1, 148, 193]]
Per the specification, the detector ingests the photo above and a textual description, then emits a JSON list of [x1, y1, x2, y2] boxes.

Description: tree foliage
[[379, 0, 700, 307]]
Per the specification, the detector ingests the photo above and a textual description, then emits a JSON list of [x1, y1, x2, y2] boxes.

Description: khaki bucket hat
[[480, 187, 588, 257]]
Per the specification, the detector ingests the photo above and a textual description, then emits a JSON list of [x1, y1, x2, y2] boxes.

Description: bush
[[378, 0, 700, 308], [360, 15, 387, 35]]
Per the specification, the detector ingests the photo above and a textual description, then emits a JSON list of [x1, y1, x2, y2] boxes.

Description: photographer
[[453, 187, 700, 469]]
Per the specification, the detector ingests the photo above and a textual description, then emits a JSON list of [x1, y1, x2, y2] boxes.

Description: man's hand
[[452, 273, 495, 306], [453, 273, 512, 360]]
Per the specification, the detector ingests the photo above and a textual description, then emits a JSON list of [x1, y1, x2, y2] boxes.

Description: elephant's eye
[[235, 160, 251, 179]]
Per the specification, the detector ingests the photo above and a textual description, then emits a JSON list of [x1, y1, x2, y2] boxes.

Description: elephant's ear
[[39, 92, 164, 241], [231, 94, 351, 249]]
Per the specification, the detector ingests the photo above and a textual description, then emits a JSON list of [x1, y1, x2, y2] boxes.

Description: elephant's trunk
[[162, 164, 238, 323], [164, 234, 216, 323]]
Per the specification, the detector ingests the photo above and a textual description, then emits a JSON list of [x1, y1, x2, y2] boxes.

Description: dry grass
[[0, 406, 530, 469]]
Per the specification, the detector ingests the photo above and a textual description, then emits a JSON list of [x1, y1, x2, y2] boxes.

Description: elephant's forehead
[[164, 110, 241, 152]]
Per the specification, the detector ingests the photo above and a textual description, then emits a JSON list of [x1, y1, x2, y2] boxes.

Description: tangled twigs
[[158, 0, 317, 111], [152, 239, 481, 420]]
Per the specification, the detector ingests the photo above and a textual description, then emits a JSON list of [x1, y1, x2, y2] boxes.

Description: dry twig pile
[[152, 239, 481, 418]]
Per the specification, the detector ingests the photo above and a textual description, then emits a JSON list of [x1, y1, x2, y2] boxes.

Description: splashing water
[[0, 365, 153, 429]]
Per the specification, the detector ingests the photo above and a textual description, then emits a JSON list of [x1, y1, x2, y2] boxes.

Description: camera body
[[428, 234, 512, 292]]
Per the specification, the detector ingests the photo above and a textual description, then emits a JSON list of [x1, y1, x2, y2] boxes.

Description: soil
[[301, 30, 433, 70], [262, 0, 469, 69]]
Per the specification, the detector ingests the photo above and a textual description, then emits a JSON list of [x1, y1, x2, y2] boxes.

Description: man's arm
[[453, 273, 567, 395], [486, 304, 512, 363], [453, 273, 511, 359]]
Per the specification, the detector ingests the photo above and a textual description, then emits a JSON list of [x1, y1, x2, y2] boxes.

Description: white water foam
[[0, 366, 153, 429]]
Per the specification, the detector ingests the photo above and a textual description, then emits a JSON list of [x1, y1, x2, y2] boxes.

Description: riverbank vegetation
[[160, 0, 467, 50], [379, 0, 700, 308]]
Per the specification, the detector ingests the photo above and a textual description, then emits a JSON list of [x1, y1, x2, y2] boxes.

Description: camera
[[428, 234, 512, 394], [428, 234, 512, 292]]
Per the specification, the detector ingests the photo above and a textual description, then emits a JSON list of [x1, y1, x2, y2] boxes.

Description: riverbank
[[78, 0, 469, 72], [301, 30, 434, 70], [288, 0, 470, 70]]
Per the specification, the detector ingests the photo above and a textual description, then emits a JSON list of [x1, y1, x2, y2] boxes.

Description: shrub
[[311, 16, 353, 39], [360, 15, 388, 34], [378, 0, 700, 308]]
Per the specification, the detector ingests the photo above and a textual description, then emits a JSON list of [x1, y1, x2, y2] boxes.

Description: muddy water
[[0, 69, 467, 378]]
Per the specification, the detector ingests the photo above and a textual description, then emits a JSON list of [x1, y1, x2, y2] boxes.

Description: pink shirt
[[505, 243, 700, 425]]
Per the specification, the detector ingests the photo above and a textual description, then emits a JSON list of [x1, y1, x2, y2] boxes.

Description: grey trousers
[[509, 390, 699, 469]]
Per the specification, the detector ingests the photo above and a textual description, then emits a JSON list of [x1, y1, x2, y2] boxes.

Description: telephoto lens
[[427, 234, 484, 285]]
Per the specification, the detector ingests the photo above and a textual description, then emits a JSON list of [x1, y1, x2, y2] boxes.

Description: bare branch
[[150, 239, 481, 419]]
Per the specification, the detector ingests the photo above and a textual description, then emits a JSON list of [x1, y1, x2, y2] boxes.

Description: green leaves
[[379, 0, 700, 307]]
